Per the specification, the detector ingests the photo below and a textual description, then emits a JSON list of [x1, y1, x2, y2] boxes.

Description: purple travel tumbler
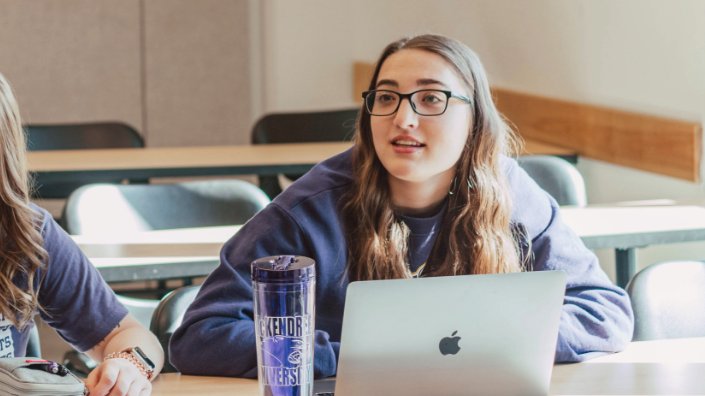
[[252, 255, 315, 396]]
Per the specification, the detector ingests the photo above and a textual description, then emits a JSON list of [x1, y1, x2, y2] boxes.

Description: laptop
[[323, 270, 566, 396]]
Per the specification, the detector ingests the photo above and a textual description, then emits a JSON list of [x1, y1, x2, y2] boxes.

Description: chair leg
[[157, 280, 169, 296], [26, 324, 42, 357]]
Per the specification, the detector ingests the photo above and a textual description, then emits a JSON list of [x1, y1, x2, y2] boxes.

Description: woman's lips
[[391, 137, 425, 153]]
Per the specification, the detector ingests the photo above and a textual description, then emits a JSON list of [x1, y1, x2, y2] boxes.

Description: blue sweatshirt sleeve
[[506, 159, 634, 362], [169, 204, 340, 377], [34, 205, 128, 352]]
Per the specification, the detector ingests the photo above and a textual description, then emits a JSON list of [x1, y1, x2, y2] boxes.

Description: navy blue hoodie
[[170, 149, 633, 377]]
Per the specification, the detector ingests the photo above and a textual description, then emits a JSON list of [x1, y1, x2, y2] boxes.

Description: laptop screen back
[[334, 271, 566, 396]]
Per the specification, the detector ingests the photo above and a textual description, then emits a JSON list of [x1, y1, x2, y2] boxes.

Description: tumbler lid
[[251, 255, 316, 283]]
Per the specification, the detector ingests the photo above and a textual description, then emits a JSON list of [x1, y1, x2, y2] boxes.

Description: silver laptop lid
[[335, 271, 566, 396]]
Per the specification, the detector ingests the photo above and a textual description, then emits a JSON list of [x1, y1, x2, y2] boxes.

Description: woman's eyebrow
[[417, 78, 449, 88], [375, 79, 398, 88], [375, 78, 450, 89]]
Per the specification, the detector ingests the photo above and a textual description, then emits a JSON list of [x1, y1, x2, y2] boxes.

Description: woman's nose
[[393, 98, 419, 129]]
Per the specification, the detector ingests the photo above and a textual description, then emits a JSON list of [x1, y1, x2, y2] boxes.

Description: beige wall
[[144, 0, 253, 146], [2, 1, 704, 278], [261, 0, 705, 198], [0, 0, 253, 147], [0, 1, 143, 130], [260, 0, 705, 278]]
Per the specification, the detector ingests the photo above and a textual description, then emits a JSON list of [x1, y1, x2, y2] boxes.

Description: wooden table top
[[28, 142, 351, 173], [73, 226, 237, 282], [561, 203, 705, 249], [73, 225, 237, 256], [76, 203, 705, 260], [150, 337, 705, 395], [72, 202, 705, 282], [28, 139, 575, 173]]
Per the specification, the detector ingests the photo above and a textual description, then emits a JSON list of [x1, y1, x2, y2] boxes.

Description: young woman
[[170, 34, 633, 377], [0, 73, 163, 395]]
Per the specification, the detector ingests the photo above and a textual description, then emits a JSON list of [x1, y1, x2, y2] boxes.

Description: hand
[[85, 358, 152, 396]]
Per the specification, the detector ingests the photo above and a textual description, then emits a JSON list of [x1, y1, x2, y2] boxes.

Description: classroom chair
[[517, 155, 587, 207], [26, 324, 41, 357], [116, 295, 162, 328], [251, 108, 359, 198], [149, 285, 201, 373], [62, 178, 268, 296], [63, 179, 269, 295], [627, 260, 705, 341], [62, 179, 270, 234], [60, 180, 268, 375], [25, 122, 145, 200]]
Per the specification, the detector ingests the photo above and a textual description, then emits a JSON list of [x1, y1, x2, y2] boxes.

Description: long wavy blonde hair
[[0, 73, 47, 329], [342, 34, 528, 281]]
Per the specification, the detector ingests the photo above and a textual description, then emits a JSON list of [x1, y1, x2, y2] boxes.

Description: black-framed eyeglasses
[[361, 89, 472, 116]]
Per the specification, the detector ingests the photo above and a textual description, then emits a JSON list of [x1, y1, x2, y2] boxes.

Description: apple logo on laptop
[[439, 330, 461, 355]]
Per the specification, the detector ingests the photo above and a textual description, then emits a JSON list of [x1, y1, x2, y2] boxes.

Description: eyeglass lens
[[366, 90, 449, 116]]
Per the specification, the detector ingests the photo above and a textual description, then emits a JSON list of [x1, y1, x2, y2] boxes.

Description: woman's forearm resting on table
[[83, 314, 164, 395]]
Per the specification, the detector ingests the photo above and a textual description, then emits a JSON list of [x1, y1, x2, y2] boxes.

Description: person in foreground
[[170, 34, 634, 377], [0, 73, 163, 395]]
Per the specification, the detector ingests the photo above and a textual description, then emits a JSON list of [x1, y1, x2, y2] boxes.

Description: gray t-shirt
[[0, 205, 128, 358]]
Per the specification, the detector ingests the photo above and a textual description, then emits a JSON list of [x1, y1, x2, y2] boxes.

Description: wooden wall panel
[[0, 1, 142, 130], [493, 88, 702, 182], [354, 61, 373, 102], [143, 0, 252, 147]]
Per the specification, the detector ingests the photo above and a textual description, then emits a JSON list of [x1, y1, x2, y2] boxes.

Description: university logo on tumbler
[[252, 255, 315, 396]]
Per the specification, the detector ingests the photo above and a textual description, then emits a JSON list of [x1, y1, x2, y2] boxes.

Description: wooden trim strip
[[493, 88, 702, 182], [353, 61, 373, 101]]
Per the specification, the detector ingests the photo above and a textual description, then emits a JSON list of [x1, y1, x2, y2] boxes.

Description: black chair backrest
[[62, 179, 270, 234], [149, 285, 201, 373], [627, 260, 705, 341], [251, 108, 359, 198], [26, 122, 145, 199], [25, 122, 144, 151], [517, 155, 587, 207]]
